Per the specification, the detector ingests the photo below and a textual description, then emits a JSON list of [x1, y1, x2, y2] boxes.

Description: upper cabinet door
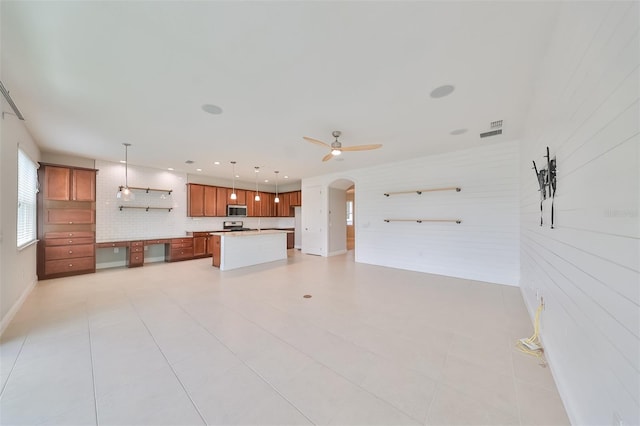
[[72, 169, 96, 201], [43, 166, 96, 201], [187, 184, 205, 217], [44, 166, 71, 200], [203, 185, 217, 216]]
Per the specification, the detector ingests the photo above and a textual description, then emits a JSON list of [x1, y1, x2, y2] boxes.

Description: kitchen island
[[209, 230, 290, 271]]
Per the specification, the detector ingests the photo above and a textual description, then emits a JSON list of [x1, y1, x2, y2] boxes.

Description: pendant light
[[274, 171, 280, 203], [230, 161, 237, 200], [254, 166, 261, 201], [116, 143, 135, 201]]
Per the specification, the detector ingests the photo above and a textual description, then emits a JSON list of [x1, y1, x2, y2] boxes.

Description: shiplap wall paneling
[[519, 2, 639, 425]]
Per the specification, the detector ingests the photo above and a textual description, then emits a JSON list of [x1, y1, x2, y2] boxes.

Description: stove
[[222, 220, 256, 232]]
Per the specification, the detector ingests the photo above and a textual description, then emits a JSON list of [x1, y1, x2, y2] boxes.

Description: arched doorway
[[327, 178, 355, 256]]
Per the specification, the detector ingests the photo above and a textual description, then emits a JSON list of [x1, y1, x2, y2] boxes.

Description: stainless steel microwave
[[227, 205, 247, 217]]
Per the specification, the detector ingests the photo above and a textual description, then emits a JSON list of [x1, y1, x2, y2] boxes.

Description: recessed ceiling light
[[167, 168, 174, 171], [264, 179, 269, 183], [119, 160, 126, 164], [196, 168, 202, 172], [202, 104, 223, 115], [214, 161, 220, 165], [450, 128, 468, 135], [430, 85, 455, 98], [235, 174, 240, 178], [284, 176, 289, 179]]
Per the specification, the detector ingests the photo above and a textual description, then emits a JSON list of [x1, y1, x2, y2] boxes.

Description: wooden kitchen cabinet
[[229, 188, 246, 206], [204, 186, 217, 216], [216, 187, 228, 216], [192, 232, 210, 258], [128, 241, 144, 267], [37, 164, 97, 280], [277, 192, 291, 217], [43, 165, 96, 201], [187, 184, 205, 217], [165, 237, 194, 262], [211, 235, 221, 267], [46, 208, 95, 225]]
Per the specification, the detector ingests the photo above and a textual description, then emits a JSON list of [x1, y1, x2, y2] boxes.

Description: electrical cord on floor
[[516, 299, 547, 367]]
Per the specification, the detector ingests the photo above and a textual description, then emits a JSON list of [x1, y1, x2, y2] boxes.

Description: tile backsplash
[[96, 160, 294, 242]]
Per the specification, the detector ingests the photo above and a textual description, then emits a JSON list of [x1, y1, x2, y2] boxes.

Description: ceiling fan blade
[[303, 136, 331, 148], [340, 144, 383, 152], [322, 152, 334, 162]]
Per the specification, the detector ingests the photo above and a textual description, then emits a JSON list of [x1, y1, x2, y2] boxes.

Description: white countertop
[[209, 229, 292, 237]]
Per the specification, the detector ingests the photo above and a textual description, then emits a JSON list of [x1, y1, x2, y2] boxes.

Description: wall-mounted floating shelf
[[119, 206, 173, 212], [383, 186, 461, 197], [118, 186, 172, 195], [384, 219, 462, 224]]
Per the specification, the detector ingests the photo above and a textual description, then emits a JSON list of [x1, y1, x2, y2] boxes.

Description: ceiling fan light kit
[[303, 130, 382, 162], [254, 166, 260, 201], [274, 171, 280, 203]]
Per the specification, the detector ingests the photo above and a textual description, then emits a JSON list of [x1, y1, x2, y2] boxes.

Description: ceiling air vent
[[480, 129, 503, 138], [490, 120, 503, 129]]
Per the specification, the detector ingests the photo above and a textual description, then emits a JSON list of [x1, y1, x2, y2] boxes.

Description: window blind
[[17, 149, 38, 248]]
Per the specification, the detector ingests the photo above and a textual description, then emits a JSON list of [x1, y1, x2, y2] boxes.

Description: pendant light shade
[[274, 171, 280, 203], [116, 143, 135, 201], [254, 166, 260, 201], [230, 161, 237, 200]]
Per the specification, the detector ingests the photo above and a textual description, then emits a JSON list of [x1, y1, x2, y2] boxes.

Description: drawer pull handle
[[68, 251, 73, 254], [69, 222, 73, 224], [69, 233, 73, 237], [69, 264, 73, 267], [69, 240, 73, 243]]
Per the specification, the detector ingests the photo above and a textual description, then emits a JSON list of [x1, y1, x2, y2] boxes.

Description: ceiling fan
[[303, 131, 382, 162]]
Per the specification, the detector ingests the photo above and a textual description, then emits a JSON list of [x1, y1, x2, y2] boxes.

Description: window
[[17, 149, 38, 248], [346, 200, 353, 226]]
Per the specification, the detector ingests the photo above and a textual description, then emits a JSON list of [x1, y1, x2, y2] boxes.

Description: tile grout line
[[159, 289, 317, 426], [166, 289, 424, 426], [0, 333, 28, 399], [85, 304, 100, 426], [123, 294, 209, 426]]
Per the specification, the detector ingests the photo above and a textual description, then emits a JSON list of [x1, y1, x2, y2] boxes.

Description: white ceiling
[[1, 1, 559, 185]]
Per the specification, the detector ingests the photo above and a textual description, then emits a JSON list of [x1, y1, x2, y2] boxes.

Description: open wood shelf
[[384, 219, 462, 224], [118, 185, 172, 195], [119, 206, 173, 212], [383, 186, 461, 197]]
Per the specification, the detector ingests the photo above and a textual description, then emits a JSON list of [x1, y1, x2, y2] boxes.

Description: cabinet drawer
[[170, 248, 193, 259], [144, 239, 170, 245], [130, 246, 143, 253], [46, 237, 95, 246], [45, 257, 94, 275], [46, 209, 95, 224], [45, 244, 95, 260], [171, 238, 193, 244], [129, 252, 144, 266], [171, 242, 193, 249], [130, 241, 144, 247], [95, 241, 128, 248], [46, 231, 94, 239]]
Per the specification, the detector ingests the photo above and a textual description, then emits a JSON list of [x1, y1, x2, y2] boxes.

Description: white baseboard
[[328, 249, 347, 257], [0, 276, 37, 337]]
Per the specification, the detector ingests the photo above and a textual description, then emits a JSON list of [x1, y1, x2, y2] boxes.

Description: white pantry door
[[301, 185, 324, 255]]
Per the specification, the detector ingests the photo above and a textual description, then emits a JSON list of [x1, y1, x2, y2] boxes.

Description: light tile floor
[[0, 251, 570, 425]]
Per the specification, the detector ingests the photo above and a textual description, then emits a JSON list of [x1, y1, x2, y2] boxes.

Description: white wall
[[303, 140, 520, 286], [519, 2, 639, 425], [0, 103, 40, 334]]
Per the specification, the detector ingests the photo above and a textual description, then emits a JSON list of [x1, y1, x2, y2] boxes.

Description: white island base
[[210, 230, 288, 271]]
